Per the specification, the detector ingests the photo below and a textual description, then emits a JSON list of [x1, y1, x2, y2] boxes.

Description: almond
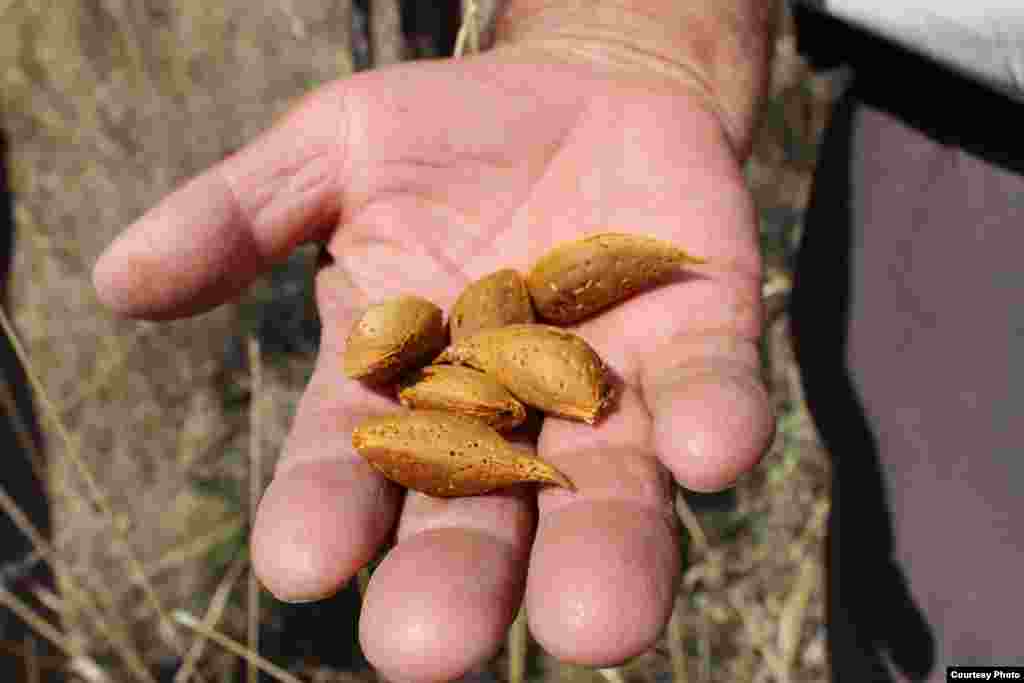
[[527, 232, 705, 324], [435, 324, 611, 424], [397, 365, 527, 431], [449, 268, 535, 341], [342, 295, 447, 384], [351, 410, 574, 497]]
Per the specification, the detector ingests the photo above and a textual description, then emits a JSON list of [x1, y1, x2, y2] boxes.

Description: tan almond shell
[[342, 295, 447, 384], [397, 365, 527, 431], [449, 268, 535, 342], [526, 232, 706, 324], [434, 324, 611, 424], [351, 410, 574, 497]]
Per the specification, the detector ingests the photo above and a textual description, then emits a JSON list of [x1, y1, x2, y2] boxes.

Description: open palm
[[94, 48, 772, 683]]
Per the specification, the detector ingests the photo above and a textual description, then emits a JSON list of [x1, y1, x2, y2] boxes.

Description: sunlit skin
[[93, 47, 774, 683]]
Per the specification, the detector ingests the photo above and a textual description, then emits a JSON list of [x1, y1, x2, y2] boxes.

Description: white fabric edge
[[819, 0, 1024, 102]]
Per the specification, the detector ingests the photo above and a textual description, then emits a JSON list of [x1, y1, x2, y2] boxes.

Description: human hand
[[93, 41, 774, 683]]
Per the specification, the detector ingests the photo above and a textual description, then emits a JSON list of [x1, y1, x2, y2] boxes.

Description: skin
[[92, 6, 775, 681]]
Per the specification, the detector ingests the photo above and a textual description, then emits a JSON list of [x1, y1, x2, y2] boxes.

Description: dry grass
[[174, 556, 246, 683], [0, 1, 837, 681]]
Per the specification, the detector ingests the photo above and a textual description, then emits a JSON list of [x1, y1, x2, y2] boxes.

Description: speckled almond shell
[[527, 232, 706, 324], [449, 268, 535, 342], [434, 324, 611, 424], [397, 365, 527, 431], [351, 410, 574, 497], [342, 295, 447, 384]]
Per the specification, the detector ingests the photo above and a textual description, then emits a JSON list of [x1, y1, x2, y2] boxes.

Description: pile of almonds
[[345, 233, 704, 497]]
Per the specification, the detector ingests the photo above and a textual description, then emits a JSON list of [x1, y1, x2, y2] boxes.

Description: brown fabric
[[792, 7, 1024, 681], [847, 97, 1024, 678]]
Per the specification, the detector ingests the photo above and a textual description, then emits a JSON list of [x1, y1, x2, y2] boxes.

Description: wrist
[[490, 0, 778, 159]]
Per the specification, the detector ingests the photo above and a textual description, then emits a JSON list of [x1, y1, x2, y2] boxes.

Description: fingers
[[359, 489, 536, 683], [523, 351, 771, 666], [641, 333, 775, 492], [250, 331, 403, 603], [250, 453, 398, 603], [92, 84, 351, 319], [254, 317, 538, 682], [527, 383, 682, 665], [522, 317, 771, 666], [572, 248, 771, 495]]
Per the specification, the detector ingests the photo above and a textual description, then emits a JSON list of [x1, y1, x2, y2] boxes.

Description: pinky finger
[[641, 334, 775, 492]]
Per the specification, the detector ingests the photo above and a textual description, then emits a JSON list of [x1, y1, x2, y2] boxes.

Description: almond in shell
[[435, 324, 611, 424], [398, 365, 528, 431], [449, 268, 535, 341], [351, 410, 574, 497], [527, 232, 706, 324], [343, 295, 447, 384]]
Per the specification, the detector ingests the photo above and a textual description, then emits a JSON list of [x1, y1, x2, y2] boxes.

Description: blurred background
[[0, 1, 843, 681]]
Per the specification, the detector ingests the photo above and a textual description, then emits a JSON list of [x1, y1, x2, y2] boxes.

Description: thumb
[[92, 83, 351, 319]]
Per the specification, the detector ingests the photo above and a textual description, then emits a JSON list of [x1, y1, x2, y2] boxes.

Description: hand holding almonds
[[343, 233, 704, 497]]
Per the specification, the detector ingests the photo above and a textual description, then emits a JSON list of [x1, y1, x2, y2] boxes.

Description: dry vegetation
[[0, 1, 840, 681]]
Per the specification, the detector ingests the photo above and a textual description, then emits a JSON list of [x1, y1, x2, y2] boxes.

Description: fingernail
[[273, 594, 324, 604]]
